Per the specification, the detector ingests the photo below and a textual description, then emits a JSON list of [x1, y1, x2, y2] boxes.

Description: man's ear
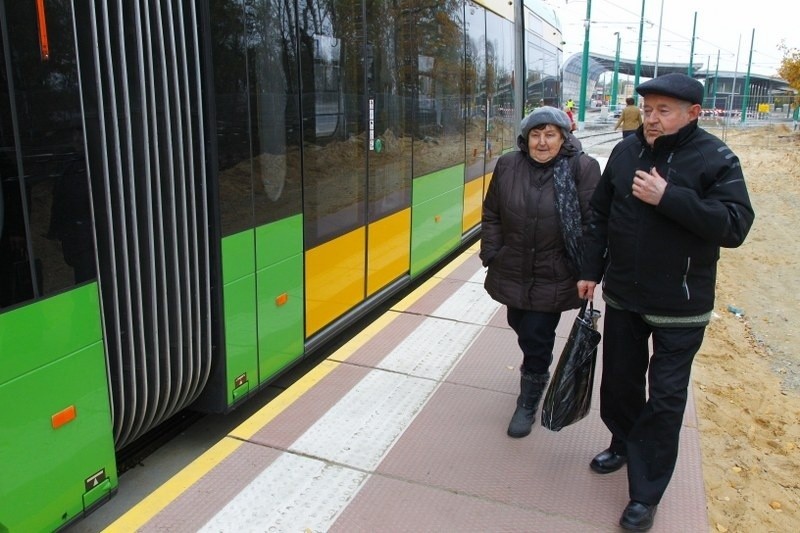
[[688, 103, 702, 120]]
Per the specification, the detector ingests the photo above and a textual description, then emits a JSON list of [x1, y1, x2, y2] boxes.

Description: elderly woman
[[480, 106, 602, 438]]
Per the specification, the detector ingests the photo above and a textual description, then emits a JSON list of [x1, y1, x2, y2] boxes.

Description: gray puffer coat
[[480, 134, 601, 312]]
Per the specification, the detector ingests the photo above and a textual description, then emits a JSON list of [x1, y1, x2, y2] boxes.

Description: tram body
[[0, 1, 562, 530]]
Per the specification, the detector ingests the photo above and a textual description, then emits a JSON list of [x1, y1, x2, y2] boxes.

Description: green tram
[[0, 1, 562, 530]]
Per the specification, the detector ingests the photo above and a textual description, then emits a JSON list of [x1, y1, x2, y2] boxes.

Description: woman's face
[[527, 124, 565, 163]]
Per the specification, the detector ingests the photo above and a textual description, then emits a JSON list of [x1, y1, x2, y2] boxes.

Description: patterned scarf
[[552, 156, 583, 277]]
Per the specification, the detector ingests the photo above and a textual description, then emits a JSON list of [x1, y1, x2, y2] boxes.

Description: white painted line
[[430, 279, 500, 325], [198, 453, 366, 532], [379, 317, 482, 380], [291, 371, 436, 470]]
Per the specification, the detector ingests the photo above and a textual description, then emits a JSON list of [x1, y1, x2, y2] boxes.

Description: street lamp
[[712, 50, 720, 109], [653, 0, 664, 78], [611, 32, 620, 113]]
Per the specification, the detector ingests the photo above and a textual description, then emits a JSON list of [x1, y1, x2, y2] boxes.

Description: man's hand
[[632, 167, 667, 205], [577, 280, 596, 300]]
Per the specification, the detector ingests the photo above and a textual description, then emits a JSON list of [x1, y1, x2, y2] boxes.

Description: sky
[[550, 0, 798, 78]]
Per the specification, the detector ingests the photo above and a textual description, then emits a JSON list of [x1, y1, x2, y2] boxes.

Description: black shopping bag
[[541, 300, 601, 431]]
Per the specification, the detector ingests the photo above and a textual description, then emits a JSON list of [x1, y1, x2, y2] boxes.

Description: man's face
[[641, 94, 701, 146]]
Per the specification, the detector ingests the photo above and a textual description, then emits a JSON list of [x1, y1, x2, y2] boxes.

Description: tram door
[[299, 0, 413, 337], [0, 2, 117, 531]]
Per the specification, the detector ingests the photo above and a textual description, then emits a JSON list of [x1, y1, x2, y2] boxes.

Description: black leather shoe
[[619, 500, 657, 531], [589, 448, 627, 474]]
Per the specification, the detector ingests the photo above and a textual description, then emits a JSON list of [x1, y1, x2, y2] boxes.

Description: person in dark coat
[[577, 73, 755, 531], [480, 106, 601, 438]]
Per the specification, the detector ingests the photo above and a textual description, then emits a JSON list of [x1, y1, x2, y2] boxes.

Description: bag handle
[[579, 299, 596, 327]]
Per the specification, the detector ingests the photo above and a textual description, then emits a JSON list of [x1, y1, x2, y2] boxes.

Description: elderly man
[[577, 73, 755, 531]]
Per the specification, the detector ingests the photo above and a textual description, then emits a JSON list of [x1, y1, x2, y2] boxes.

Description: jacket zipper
[[682, 257, 691, 300]]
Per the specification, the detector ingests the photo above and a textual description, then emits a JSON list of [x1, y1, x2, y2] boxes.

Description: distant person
[[614, 97, 642, 138], [524, 100, 534, 115], [565, 105, 577, 133], [577, 73, 755, 531], [566, 98, 574, 111], [480, 106, 601, 438]]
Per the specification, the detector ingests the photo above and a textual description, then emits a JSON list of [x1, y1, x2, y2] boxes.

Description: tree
[[777, 41, 800, 105]]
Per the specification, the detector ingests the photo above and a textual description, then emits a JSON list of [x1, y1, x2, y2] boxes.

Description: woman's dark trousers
[[505, 307, 560, 437]]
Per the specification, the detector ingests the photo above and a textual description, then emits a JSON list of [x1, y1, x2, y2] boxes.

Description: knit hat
[[636, 73, 705, 105], [520, 106, 573, 140]]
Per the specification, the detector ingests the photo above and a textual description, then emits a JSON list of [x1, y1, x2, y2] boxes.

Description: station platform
[[98, 242, 708, 532]]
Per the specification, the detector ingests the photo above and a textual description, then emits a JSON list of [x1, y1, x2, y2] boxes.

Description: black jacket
[[581, 121, 755, 316], [481, 134, 601, 312]]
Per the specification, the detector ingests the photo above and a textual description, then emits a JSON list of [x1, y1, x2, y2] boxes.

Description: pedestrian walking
[[577, 73, 755, 531], [480, 106, 601, 438], [614, 97, 643, 138]]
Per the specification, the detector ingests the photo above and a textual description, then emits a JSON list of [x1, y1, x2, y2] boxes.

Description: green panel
[[1, 284, 103, 383], [255, 213, 303, 268], [222, 275, 258, 405], [0, 319, 116, 532], [222, 229, 256, 284], [410, 187, 464, 277], [257, 253, 305, 383], [412, 164, 464, 204]]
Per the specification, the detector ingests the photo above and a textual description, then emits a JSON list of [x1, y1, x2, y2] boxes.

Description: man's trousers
[[599, 305, 706, 505]]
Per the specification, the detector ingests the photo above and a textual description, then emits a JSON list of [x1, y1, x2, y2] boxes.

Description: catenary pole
[[578, 0, 592, 129], [741, 28, 755, 123], [633, 0, 646, 103], [611, 31, 620, 112]]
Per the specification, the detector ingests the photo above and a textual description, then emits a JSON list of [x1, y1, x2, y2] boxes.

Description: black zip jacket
[[581, 120, 755, 316]]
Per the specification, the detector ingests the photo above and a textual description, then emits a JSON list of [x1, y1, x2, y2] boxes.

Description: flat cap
[[636, 73, 704, 105], [520, 106, 573, 139]]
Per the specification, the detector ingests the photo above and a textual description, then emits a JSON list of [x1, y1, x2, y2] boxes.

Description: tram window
[[0, 155, 77, 312], [0, 157, 35, 309], [1, 1, 93, 311], [366, 1, 412, 221], [487, 14, 515, 154], [299, 0, 367, 246], [210, 1, 253, 238], [465, 4, 486, 183], [411, 3, 465, 179], [46, 130, 95, 285], [249, 0, 303, 227]]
